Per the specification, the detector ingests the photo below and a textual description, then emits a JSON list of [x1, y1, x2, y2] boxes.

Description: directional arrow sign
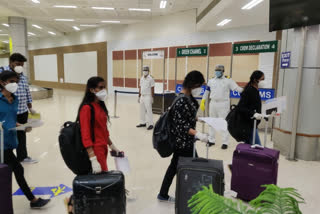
[[13, 184, 72, 198]]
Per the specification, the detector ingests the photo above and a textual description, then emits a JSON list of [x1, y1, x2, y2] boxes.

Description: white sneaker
[[157, 194, 175, 203], [22, 157, 38, 164]]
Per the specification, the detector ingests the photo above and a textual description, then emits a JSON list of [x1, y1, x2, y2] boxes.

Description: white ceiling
[[0, 0, 205, 40], [197, 0, 269, 32]]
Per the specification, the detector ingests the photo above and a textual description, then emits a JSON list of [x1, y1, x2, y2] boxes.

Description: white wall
[[0, 57, 8, 67], [29, 9, 276, 93]]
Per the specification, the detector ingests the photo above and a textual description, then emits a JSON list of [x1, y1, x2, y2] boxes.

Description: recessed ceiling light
[[2, 23, 9, 27], [31, 0, 40, 3], [32, 24, 42, 29], [73, 26, 80, 31], [91, 7, 114, 10], [0, 34, 8, 36], [101, 20, 121, 23], [2, 41, 9, 44], [217, 19, 232, 26], [242, 0, 264, 10], [48, 31, 56, 35], [128, 8, 151, 12], [55, 19, 74, 22], [54, 5, 77, 9], [80, 24, 97, 27], [160, 1, 167, 9], [28, 32, 36, 36]]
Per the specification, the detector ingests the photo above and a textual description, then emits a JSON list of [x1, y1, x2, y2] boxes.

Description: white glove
[[253, 113, 264, 120], [29, 108, 37, 115], [109, 143, 120, 154], [195, 132, 208, 143], [90, 156, 102, 174]]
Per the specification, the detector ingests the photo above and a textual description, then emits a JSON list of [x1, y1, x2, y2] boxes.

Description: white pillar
[[8, 17, 30, 80]]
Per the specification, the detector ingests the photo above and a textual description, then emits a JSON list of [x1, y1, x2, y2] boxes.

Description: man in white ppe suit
[[137, 66, 155, 130], [200, 65, 243, 149]]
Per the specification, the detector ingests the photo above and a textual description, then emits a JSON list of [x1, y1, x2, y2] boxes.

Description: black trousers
[[159, 149, 197, 198], [4, 149, 35, 201], [17, 111, 29, 162]]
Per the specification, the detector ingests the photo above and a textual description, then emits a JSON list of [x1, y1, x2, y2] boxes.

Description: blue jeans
[[245, 129, 261, 145]]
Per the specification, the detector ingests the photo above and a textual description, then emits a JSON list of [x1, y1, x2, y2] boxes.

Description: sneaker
[[22, 157, 38, 164], [207, 141, 215, 147], [30, 198, 51, 209], [221, 144, 228, 150], [157, 194, 175, 203], [147, 125, 154, 130], [136, 124, 147, 128]]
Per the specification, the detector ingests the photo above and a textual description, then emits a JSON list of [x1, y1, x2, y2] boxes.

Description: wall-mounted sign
[[177, 47, 208, 57], [230, 88, 275, 101], [233, 41, 278, 54], [281, 51, 291, 68], [143, 51, 165, 59]]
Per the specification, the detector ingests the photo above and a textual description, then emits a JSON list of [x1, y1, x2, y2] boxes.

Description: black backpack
[[59, 104, 95, 175], [226, 105, 251, 142], [152, 94, 185, 158]]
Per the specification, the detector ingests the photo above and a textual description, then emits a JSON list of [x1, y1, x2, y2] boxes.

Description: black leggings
[[4, 149, 35, 201], [159, 149, 197, 198]]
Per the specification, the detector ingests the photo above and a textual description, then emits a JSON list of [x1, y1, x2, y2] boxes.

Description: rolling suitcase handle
[[0, 122, 4, 164], [192, 140, 210, 161], [251, 114, 273, 148]]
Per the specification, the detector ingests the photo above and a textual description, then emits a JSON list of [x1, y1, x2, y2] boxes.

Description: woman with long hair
[[158, 70, 207, 202], [67, 76, 121, 214], [237, 70, 265, 145]]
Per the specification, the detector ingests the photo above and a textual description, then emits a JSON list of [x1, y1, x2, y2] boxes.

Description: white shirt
[[140, 75, 155, 95], [206, 76, 243, 102]]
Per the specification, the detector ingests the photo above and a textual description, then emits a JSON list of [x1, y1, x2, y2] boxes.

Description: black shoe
[[228, 164, 232, 173], [136, 124, 146, 128], [147, 125, 154, 130], [207, 141, 215, 147], [221, 144, 228, 150], [30, 198, 51, 209]]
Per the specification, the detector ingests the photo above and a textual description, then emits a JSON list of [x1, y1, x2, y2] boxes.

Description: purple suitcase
[[231, 118, 280, 201], [0, 122, 14, 214]]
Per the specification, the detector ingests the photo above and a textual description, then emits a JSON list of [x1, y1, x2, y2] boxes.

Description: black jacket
[[237, 85, 262, 129], [169, 94, 199, 152]]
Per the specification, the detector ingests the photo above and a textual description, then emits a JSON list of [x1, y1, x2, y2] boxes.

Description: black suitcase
[[176, 143, 225, 214], [0, 123, 14, 214], [73, 171, 126, 214]]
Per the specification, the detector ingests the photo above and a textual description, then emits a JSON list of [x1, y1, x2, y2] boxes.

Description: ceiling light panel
[[48, 31, 56, 35], [128, 8, 151, 12], [2, 24, 9, 27], [217, 19, 232, 26], [31, 0, 40, 3], [54, 5, 77, 9], [92, 7, 114, 10], [28, 32, 36, 36], [55, 19, 74, 22], [242, 0, 264, 10], [0, 34, 9, 36], [73, 26, 80, 31], [80, 24, 97, 27], [101, 20, 120, 23], [32, 24, 42, 29], [160, 1, 167, 9]]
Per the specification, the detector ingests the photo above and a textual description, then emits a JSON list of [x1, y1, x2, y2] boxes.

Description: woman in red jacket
[[78, 76, 121, 173], [67, 77, 121, 214]]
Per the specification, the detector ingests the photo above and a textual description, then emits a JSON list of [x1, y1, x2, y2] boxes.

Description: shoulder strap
[[88, 104, 95, 143]]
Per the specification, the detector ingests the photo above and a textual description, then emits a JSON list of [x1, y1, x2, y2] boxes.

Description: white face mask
[[143, 71, 149, 76], [95, 89, 107, 101], [191, 87, 202, 97], [258, 80, 265, 88], [5, 83, 18, 93], [14, 66, 24, 74]]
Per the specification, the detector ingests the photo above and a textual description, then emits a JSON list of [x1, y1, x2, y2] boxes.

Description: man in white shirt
[[200, 65, 243, 149], [137, 66, 155, 130]]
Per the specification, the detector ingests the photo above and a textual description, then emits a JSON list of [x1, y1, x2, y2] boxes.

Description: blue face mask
[[215, 71, 223, 78]]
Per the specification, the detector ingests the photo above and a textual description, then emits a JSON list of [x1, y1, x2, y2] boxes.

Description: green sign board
[[177, 47, 208, 57], [233, 41, 278, 54]]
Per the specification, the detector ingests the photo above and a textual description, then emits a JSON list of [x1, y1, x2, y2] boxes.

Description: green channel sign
[[233, 41, 278, 54], [177, 47, 208, 57]]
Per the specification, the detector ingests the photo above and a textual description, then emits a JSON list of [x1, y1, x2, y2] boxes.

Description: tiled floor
[[11, 89, 320, 214]]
